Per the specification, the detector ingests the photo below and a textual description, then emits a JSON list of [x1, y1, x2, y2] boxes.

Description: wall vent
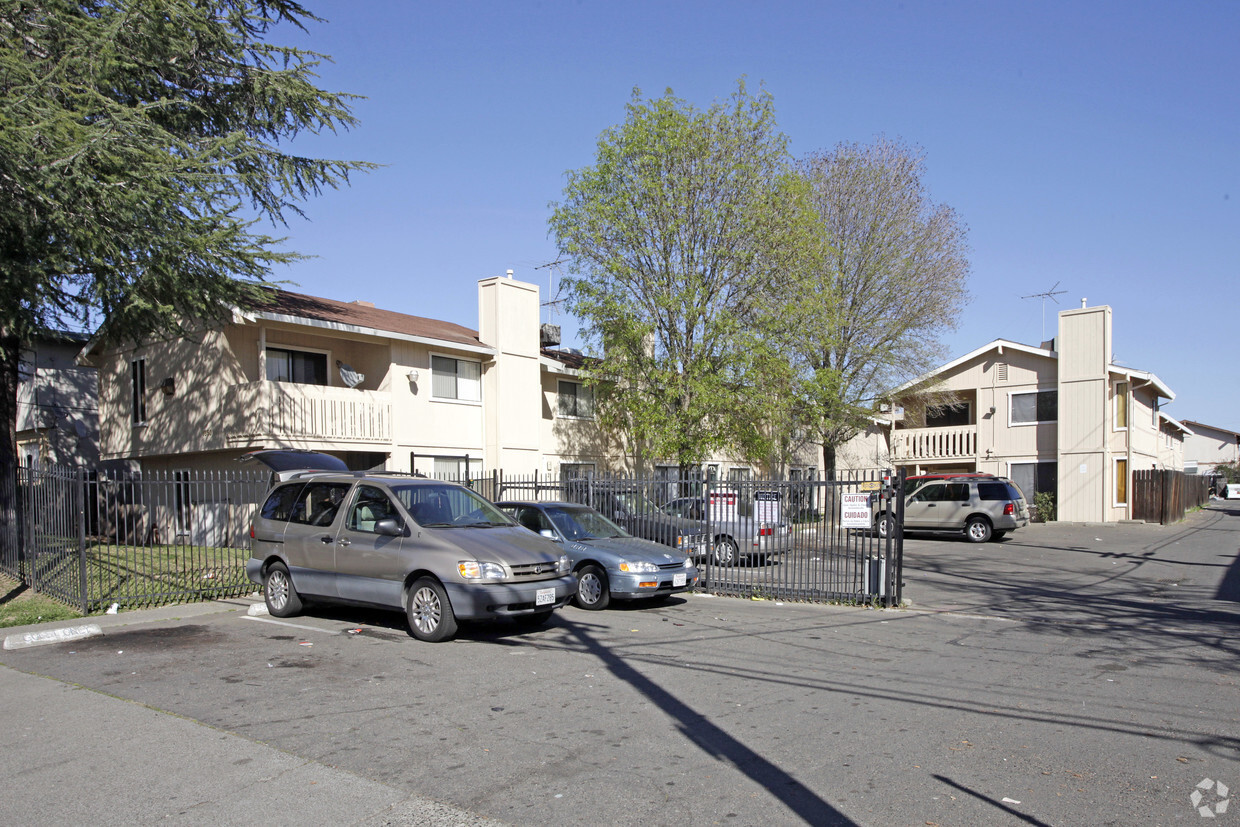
[[997, 362, 1009, 382]]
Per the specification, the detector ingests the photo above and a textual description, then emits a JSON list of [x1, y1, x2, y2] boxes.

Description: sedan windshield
[[390, 483, 513, 528], [545, 505, 627, 541]]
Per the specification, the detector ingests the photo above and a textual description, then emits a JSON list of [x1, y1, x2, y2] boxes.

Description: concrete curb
[[4, 624, 103, 650]]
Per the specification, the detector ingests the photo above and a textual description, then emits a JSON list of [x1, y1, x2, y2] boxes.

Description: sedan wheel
[[264, 562, 302, 618], [575, 565, 611, 611], [406, 577, 458, 642], [875, 515, 895, 540]]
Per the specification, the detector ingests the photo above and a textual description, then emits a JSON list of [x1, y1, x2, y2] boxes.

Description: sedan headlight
[[683, 557, 694, 569], [619, 560, 659, 573], [675, 534, 704, 549], [458, 560, 507, 580]]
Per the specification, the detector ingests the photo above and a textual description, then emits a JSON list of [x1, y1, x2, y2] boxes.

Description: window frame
[[1114, 381, 1129, 431], [556, 379, 595, 419], [1114, 457, 1129, 507], [265, 345, 331, 386], [430, 353, 482, 404], [130, 357, 148, 426], [1008, 388, 1058, 427]]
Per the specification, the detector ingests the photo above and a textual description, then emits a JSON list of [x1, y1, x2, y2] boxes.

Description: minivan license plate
[[535, 587, 555, 606]]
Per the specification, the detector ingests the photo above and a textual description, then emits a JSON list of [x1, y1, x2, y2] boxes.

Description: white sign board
[[840, 493, 872, 529]]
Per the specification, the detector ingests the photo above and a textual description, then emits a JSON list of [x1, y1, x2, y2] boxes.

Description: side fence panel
[[493, 471, 903, 607]]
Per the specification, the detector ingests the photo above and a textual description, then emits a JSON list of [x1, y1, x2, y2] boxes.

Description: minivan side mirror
[[539, 529, 560, 542], [374, 517, 404, 537]]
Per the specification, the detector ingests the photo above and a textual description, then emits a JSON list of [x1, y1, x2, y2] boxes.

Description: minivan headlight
[[558, 554, 571, 574], [459, 561, 507, 580]]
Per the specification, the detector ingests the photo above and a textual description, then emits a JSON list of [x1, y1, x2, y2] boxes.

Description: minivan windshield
[[389, 483, 513, 528]]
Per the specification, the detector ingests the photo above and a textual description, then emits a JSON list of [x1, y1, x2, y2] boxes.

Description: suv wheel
[[406, 577, 458, 642], [712, 537, 738, 567], [965, 516, 993, 543], [875, 514, 895, 540]]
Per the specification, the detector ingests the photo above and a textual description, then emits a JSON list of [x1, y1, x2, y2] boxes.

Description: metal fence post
[[78, 466, 89, 614]]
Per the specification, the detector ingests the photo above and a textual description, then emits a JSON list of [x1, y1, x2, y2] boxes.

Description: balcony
[[223, 381, 391, 446], [891, 425, 977, 462]]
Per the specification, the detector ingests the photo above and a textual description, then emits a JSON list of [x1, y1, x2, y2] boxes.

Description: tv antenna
[[1022, 282, 1067, 344]]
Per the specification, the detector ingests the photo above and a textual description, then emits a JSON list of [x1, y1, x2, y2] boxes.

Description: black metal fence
[[2, 462, 904, 613], [491, 470, 904, 607], [1, 462, 269, 613]]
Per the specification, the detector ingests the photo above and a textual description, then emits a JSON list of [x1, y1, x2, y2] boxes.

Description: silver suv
[[243, 451, 576, 641], [876, 475, 1029, 543]]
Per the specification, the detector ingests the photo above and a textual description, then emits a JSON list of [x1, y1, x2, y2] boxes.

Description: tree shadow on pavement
[[558, 616, 858, 826]]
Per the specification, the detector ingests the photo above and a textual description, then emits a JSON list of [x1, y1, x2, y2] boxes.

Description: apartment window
[[431, 355, 481, 402], [266, 347, 327, 385], [1115, 458, 1128, 506], [1115, 381, 1128, 429], [560, 463, 596, 480], [1008, 461, 1058, 501], [557, 380, 594, 418], [926, 403, 970, 428], [131, 358, 147, 425], [1010, 390, 1057, 425]]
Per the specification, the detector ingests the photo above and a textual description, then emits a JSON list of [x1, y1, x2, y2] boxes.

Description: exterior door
[[332, 484, 409, 608], [280, 481, 353, 597]]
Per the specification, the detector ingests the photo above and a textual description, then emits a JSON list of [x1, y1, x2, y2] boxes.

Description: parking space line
[[241, 616, 340, 635]]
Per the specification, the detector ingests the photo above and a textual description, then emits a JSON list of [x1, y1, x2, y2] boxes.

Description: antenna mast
[[1021, 281, 1067, 344]]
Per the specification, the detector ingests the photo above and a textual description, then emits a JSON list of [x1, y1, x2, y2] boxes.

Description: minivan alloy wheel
[[406, 577, 458, 642]]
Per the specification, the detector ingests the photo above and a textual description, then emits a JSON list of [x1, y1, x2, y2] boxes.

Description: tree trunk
[[822, 442, 838, 481]]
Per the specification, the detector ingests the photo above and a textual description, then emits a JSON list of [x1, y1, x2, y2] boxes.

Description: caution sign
[[840, 493, 872, 529]]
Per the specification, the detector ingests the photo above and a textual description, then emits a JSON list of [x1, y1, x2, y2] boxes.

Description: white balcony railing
[[223, 381, 391, 445], [891, 425, 976, 462]]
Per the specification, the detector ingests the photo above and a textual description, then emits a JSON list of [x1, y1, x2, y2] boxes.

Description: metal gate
[[493, 471, 904, 607]]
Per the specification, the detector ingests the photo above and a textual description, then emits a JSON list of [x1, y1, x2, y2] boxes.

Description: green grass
[[13, 541, 256, 614], [0, 574, 83, 628]]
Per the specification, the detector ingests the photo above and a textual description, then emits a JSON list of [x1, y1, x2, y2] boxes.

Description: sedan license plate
[[673, 572, 687, 587], [535, 587, 555, 606]]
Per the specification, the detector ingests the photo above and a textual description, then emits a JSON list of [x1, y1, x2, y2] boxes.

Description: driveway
[[2, 503, 1239, 826]]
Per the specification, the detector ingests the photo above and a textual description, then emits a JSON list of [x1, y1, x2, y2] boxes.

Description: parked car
[[659, 495, 793, 566], [495, 500, 699, 610], [875, 475, 1029, 543], [242, 451, 576, 642], [565, 484, 711, 560]]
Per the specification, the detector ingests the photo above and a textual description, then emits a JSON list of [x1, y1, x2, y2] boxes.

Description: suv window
[[943, 483, 970, 501], [978, 482, 1021, 501], [288, 482, 352, 527], [910, 484, 944, 503]]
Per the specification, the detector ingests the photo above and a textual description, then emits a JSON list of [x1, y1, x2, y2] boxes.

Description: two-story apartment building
[[16, 331, 100, 468], [885, 302, 1185, 522], [1181, 420, 1240, 477]]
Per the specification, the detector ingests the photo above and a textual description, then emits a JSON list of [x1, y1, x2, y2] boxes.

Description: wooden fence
[[1131, 469, 1211, 524]]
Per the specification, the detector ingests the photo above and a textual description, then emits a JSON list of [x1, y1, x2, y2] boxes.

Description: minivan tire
[[406, 577, 458, 642], [264, 562, 302, 617]]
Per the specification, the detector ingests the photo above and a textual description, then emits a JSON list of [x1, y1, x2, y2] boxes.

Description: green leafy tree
[[777, 137, 971, 475], [0, 0, 372, 466], [548, 83, 814, 471]]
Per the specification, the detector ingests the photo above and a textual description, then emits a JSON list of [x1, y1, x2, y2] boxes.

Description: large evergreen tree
[[0, 0, 372, 464]]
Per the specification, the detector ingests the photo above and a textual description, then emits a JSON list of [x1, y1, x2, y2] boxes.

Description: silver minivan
[[243, 452, 576, 641]]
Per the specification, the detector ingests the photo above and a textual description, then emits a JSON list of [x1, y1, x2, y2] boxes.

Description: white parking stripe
[[241, 616, 340, 635]]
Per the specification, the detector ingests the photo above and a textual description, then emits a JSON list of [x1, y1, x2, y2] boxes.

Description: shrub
[[1033, 491, 1057, 522]]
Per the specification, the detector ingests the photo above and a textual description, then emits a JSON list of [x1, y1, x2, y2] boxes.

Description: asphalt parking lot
[[3, 503, 1239, 826]]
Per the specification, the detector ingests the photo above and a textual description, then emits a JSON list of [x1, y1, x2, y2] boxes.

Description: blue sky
[[271, 1, 1238, 430]]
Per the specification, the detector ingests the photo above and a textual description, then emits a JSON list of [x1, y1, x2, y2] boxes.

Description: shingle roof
[[255, 289, 485, 350]]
